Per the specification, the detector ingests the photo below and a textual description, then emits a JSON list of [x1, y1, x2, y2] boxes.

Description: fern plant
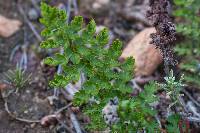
[[40, 2, 134, 130], [174, 0, 200, 88], [40, 2, 183, 132], [113, 82, 159, 132]]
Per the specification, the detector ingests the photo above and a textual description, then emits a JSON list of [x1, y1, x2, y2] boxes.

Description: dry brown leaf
[[0, 15, 22, 38], [40, 114, 58, 127], [0, 83, 7, 91], [119, 27, 163, 76]]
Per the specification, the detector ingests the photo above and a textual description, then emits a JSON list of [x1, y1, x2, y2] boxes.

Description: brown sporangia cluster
[[147, 0, 177, 73]]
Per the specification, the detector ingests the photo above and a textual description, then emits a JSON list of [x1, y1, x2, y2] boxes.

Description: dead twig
[[9, 45, 21, 62], [182, 89, 200, 108], [67, 0, 72, 23], [41, 103, 72, 127], [20, 46, 28, 70], [30, 0, 40, 12], [186, 101, 200, 118], [55, 103, 72, 115], [130, 79, 142, 92], [65, 83, 79, 96], [134, 74, 159, 84], [72, 0, 79, 15], [186, 117, 200, 123], [4, 100, 40, 123], [10, 32, 34, 64], [155, 114, 162, 129], [60, 89, 73, 101], [178, 95, 188, 113], [70, 110, 82, 133], [17, 4, 42, 42]]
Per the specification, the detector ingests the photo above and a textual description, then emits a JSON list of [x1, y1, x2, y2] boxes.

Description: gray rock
[[28, 8, 39, 21]]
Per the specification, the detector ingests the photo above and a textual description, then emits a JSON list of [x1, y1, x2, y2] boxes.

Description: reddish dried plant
[[147, 0, 177, 74]]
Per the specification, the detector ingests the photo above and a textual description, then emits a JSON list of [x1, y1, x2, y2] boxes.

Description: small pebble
[[28, 8, 39, 21], [47, 96, 58, 105], [24, 110, 28, 114], [26, 90, 31, 93], [30, 123, 36, 128]]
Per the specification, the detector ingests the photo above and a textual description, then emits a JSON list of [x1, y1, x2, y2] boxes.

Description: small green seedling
[[3, 65, 32, 93]]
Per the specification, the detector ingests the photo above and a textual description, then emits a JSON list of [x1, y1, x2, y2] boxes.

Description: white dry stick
[[72, 0, 79, 15], [187, 117, 200, 123], [65, 83, 78, 96], [60, 89, 73, 101], [16, 4, 42, 70], [155, 115, 162, 128], [17, 4, 42, 42], [166, 101, 178, 117], [130, 78, 142, 92], [9, 45, 21, 62], [186, 101, 200, 118], [30, 0, 41, 12], [10, 33, 34, 64], [134, 75, 159, 85], [178, 96, 188, 113], [182, 89, 200, 108], [55, 103, 72, 115], [70, 112, 82, 133], [65, 72, 86, 97], [67, 0, 72, 24], [177, 96, 200, 124], [20, 46, 28, 70]]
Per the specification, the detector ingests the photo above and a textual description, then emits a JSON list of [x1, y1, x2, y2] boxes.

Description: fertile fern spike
[[147, 0, 177, 74]]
